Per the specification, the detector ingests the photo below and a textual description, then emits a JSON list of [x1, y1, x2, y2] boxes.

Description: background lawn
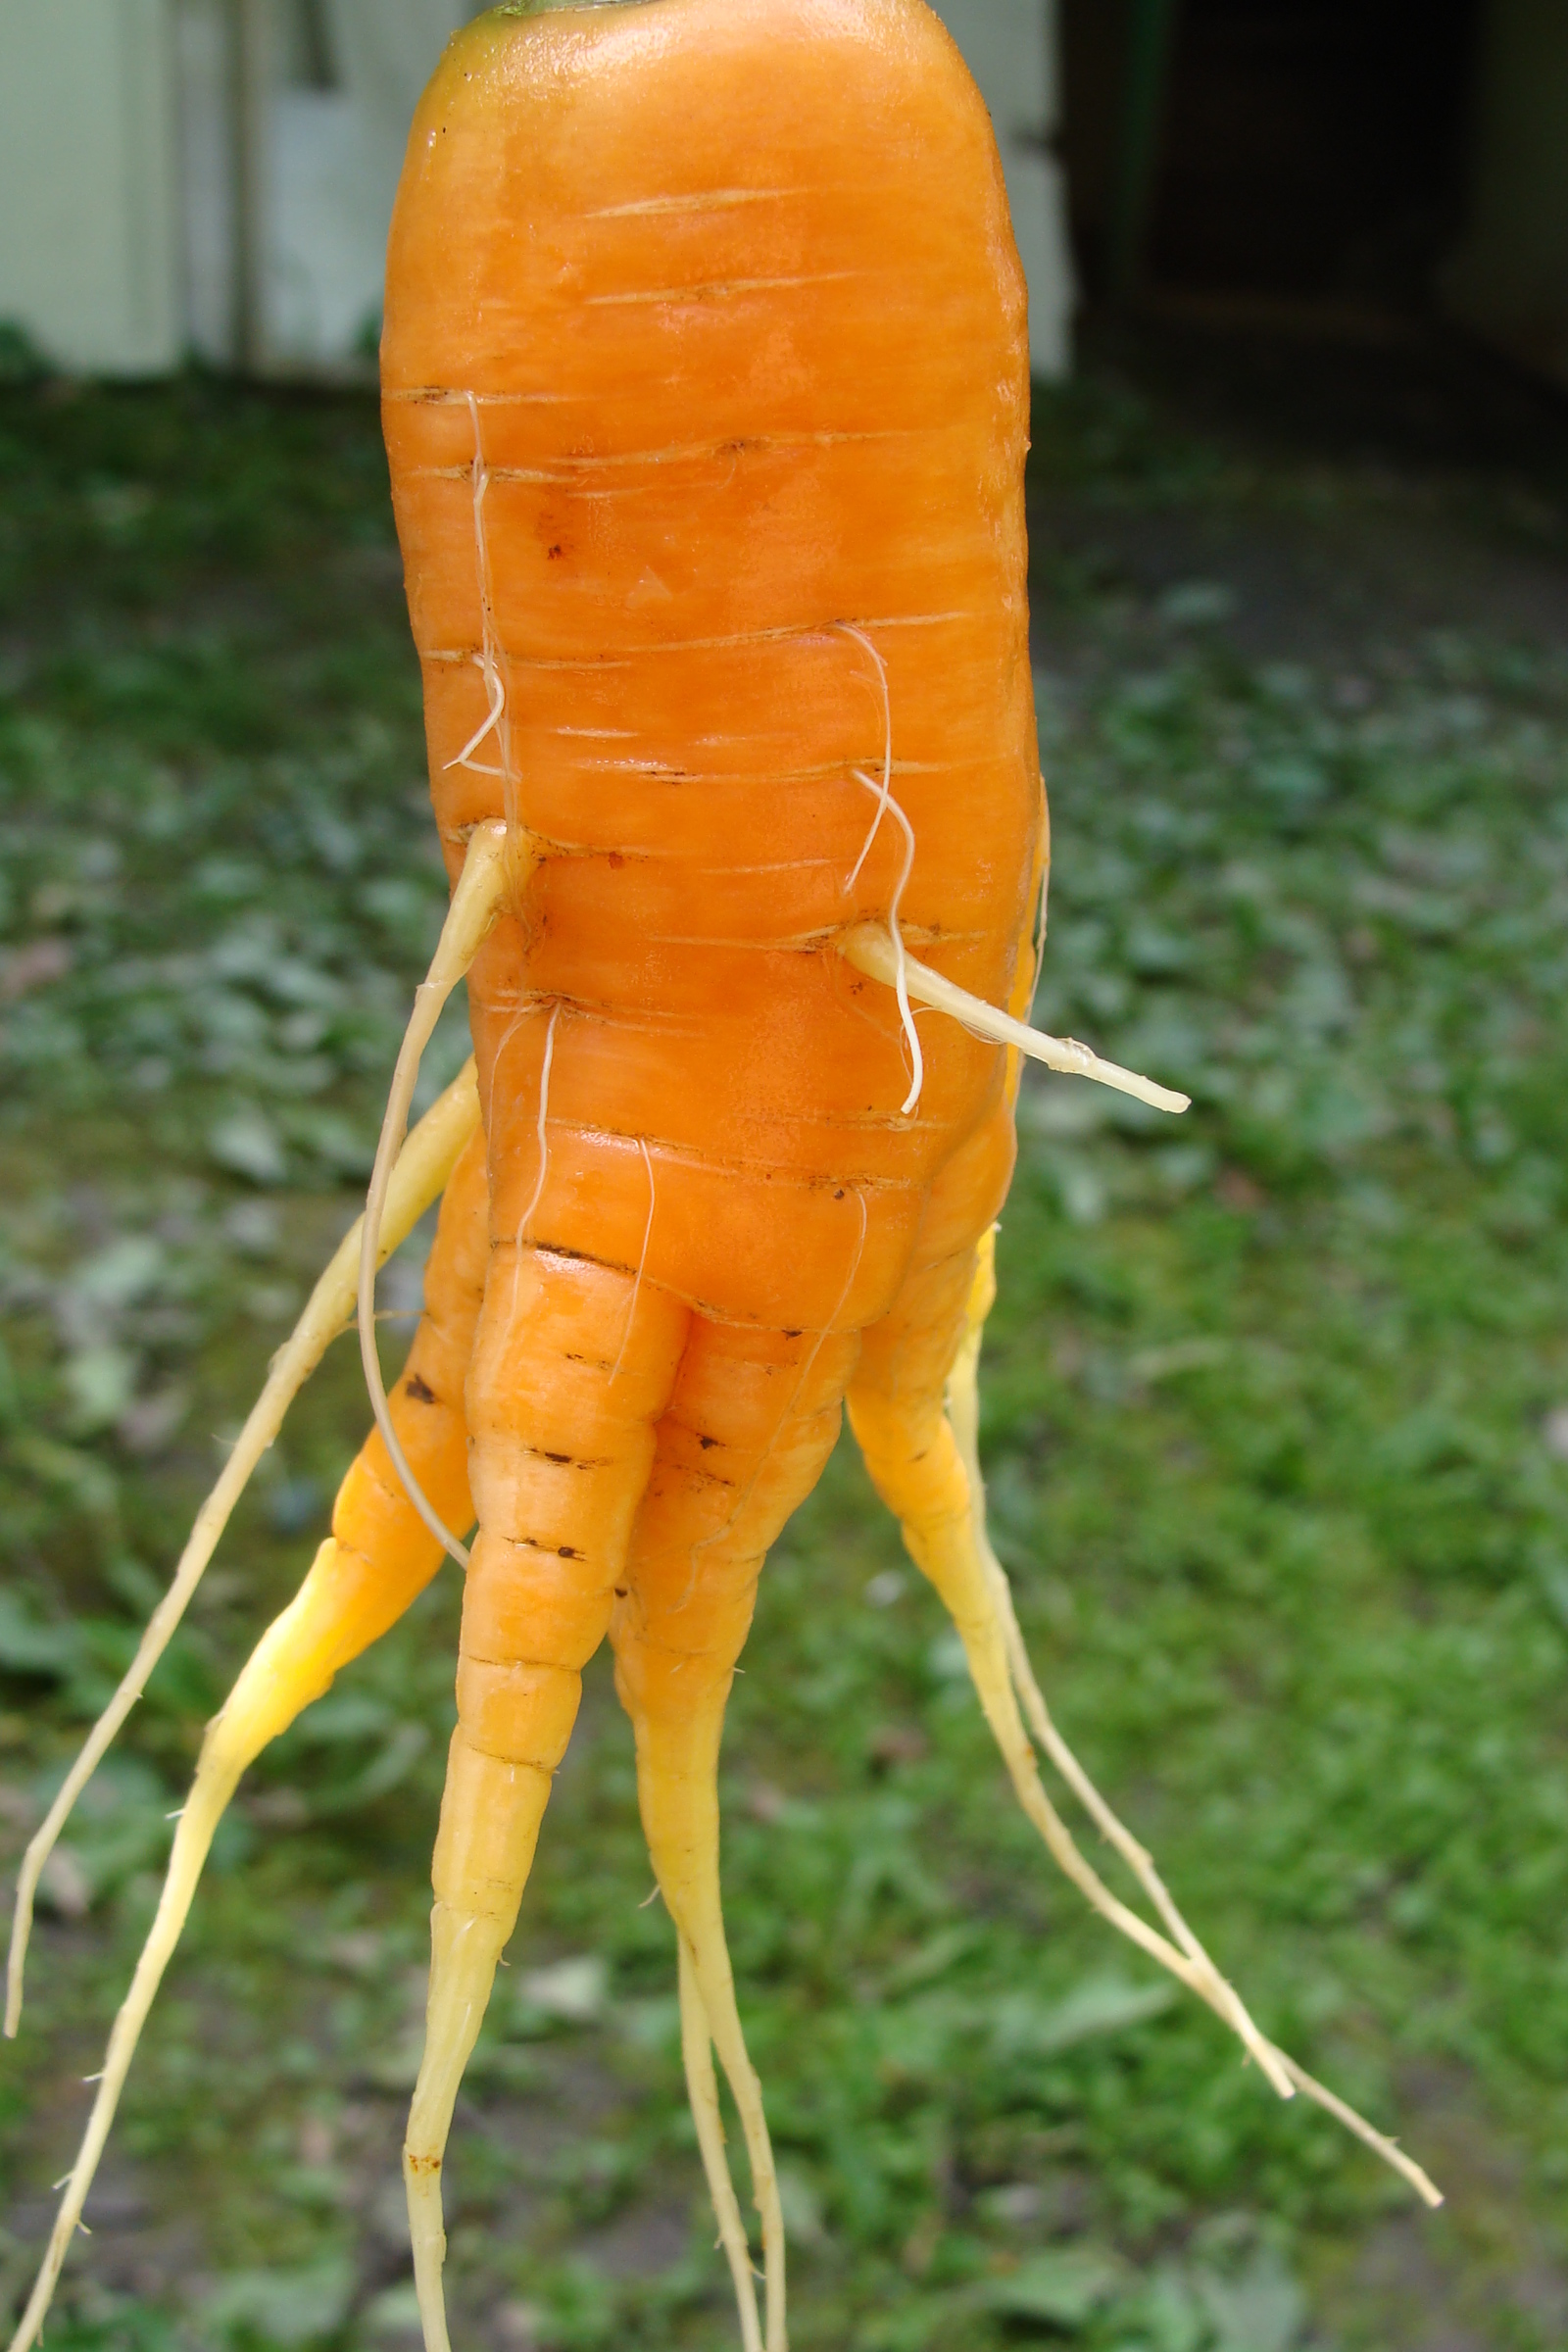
[[3, 326, 1568, 2351]]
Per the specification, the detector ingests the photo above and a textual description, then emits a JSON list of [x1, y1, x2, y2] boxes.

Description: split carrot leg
[[612, 1317, 859, 2352], [846, 1239, 1298, 2036], [944, 1230, 1264, 2034], [5, 1133, 493, 2352], [848, 1231, 1443, 2208], [677, 1941, 763, 2352], [405, 1242, 690, 2352]]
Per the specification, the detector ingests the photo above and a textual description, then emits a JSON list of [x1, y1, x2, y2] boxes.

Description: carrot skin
[[406, 1238, 691, 2347], [433, 1239, 690, 1906], [612, 1317, 860, 2351]]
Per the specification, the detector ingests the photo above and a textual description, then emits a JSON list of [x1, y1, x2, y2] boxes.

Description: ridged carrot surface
[[8, 9, 1437, 2352], [381, 0, 1039, 1331]]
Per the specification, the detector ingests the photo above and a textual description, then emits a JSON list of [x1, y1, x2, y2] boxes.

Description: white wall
[[258, 0, 470, 370], [175, 0, 242, 366], [931, 0, 1073, 378], [0, 0, 183, 374]]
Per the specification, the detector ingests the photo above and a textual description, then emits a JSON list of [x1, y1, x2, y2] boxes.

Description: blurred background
[[4, 0, 1568, 387], [3, 5, 1568, 2351], [0, 0, 1072, 377]]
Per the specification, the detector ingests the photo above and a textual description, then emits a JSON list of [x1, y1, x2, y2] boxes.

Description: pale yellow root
[[9, 830, 528, 2352], [933, 1230, 1443, 2209], [3, 1055, 482, 2044], [405, 1812, 537, 2352], [689, 1952, 781, 2352], [840, 935, 1434, 2198], [10, 820, 522, 2352], [336, 817, 546, 2352], [3, 1556, 414, 2352], [856, 1381, 1250, 1999], [635, 1705, 788, 2350], [680, 1938, 765, 2352], [358, 817, 529, 1569], [402, 1789, 778, 2352], [947, 1232, 1290, 2094], [840, 923, 1190, 1115], [613, 1317, 856, 2351]]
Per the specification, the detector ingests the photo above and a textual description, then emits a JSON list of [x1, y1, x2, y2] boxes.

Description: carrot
[[375, 12, 1065, 2336], [9, 1, 1438, 2345]]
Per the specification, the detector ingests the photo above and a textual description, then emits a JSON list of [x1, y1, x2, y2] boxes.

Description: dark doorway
[[1063, 0, 1480, 309]]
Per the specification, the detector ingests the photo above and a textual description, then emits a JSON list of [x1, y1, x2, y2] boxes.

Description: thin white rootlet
[[610, 1138, 658, 1386], [517, 1001, 561, 1246], [836, 622, 925, 1114], [444, 392, 515, 822], [853, 769, 921, 1113], [357, 823, 516, 1577]]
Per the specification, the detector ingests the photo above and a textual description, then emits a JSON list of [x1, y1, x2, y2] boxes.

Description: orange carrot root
[[358, 817, 523, 1569], [404, 1242, 690, 2352]]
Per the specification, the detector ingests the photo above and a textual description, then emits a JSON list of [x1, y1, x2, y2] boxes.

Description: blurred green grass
[[2, 361, 1568, 2351]]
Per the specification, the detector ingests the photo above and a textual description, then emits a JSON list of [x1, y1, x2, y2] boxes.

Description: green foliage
[[2, 362, 1568, 2350]]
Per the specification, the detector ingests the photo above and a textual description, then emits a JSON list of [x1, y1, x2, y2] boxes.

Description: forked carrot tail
[[848, 1234, 1442, 2210], [612, 1316, 858, 2352]]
